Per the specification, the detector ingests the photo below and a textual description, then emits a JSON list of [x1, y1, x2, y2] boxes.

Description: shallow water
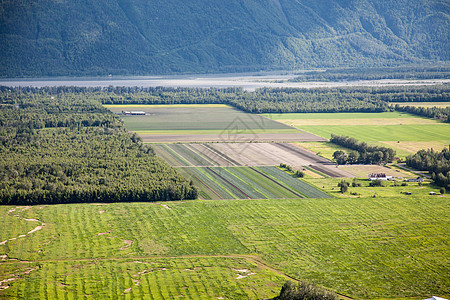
[[1, 71, 448, 91]]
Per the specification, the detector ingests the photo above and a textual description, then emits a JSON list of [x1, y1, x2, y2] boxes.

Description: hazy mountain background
[[1, 0, 448, 77]]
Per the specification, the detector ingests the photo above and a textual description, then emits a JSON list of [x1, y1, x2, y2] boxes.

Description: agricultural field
[[152, 143, 346, 170], [304, 177, 443, 199], [177, 166, 331, 200], [1, 197, 448, 299], [104, 104, 325, 143], [293, 141, 351, 161], [264, 112, 450, 157], [338, 164, 415, 179]]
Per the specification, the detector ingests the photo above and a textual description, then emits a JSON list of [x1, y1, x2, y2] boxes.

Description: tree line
[[394, 105, 450, 123], [2, 85, 447, 117], [406, 148, 450, 188], [0, 89, 197, 205], [289, 66, 450, 82], [330, 134, 396, 165]]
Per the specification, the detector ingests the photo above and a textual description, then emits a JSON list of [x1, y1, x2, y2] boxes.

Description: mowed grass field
[[105, 105, 297, 133], [1, 197, 448, 299], [177, 166, 331, 200], [264, 112, 450, 156]]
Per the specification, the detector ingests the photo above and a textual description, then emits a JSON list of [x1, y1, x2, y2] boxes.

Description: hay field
[[1, 196, 448, 299], [265, 112, 450, 156]]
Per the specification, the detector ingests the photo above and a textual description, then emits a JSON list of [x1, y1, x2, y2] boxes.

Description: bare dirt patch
[[120, 240, 133, 250]]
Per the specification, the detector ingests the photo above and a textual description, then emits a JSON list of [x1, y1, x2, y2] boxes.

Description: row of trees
[[0, 89, 197, 205], [406, 148, 450, 188], [330, 135, 396, 165], [394, 105, 450, 123]]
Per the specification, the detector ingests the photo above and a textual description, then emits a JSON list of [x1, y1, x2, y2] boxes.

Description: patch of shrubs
[[273, 281, 338, 300]]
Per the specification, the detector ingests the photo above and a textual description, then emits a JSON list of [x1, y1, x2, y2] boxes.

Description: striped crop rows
[[152, 144, 237, 167], [178, 167, 331, 200]]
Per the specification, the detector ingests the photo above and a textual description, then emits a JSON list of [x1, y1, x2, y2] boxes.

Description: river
[[0, 71, 448, 91]]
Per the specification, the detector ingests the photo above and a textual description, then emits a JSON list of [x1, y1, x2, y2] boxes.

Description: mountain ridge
[[0, 0, 448, 77]]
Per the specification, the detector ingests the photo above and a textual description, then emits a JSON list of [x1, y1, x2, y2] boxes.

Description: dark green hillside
[[0, 0, 448, 76]]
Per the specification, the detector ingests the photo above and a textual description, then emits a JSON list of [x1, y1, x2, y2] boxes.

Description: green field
[[1, 196, 448, 299], [105, 105, 296, 133], [297, 124, 449, 142], [177, 166, 331, 200], [263, 112, 418, 120], [264, 112, 450, 156]]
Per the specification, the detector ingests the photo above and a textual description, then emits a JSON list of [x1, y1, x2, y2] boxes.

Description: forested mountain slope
[[1, 0, 448, 76]]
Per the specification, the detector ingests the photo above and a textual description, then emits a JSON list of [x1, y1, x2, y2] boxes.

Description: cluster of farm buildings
[[368, 173, 423, 182]]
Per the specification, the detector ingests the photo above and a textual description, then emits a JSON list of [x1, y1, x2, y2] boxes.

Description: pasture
[[177, 166, 331, 199], [265, 112, 450, 156], [1, 197, 448, 299]]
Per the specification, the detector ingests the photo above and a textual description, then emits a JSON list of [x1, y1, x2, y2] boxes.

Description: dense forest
[[330, 134, 396, 165], [5, 85, 448, 117], [0, 89, 197, 205], [406, 148, 450, 188], [1, 0, 448, 76]]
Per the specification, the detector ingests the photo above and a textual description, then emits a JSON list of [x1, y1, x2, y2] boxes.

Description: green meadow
[[264, 112, 450, 156], [296, 124, 449, 142], [1, 196, 449, 299]]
